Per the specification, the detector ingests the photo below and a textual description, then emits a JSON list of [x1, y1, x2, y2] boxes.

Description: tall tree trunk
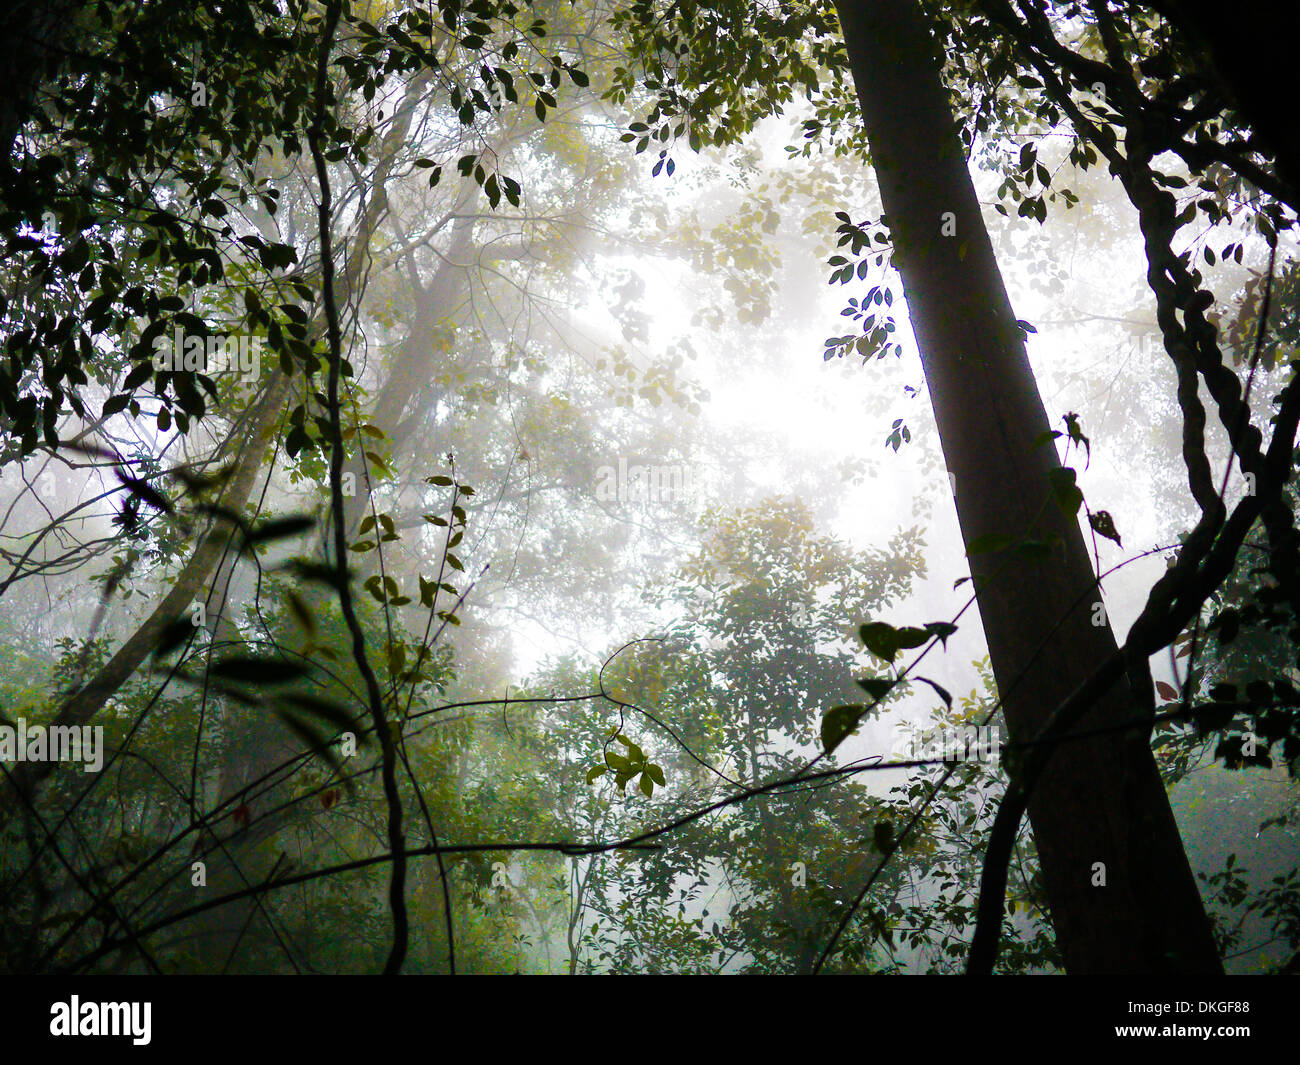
[[834, 0, 1221, 972]]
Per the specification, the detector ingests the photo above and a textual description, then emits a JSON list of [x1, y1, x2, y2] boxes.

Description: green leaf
[[280, 559, 348, 590], [923, 621, 958, 647], [894, 626, 930, 650], [153, 614, 198, 659], [274, 692, 360, 736], [1063, 411, 1090, 464], [1210, 607, 1240, 645], [859, 621, 901, 660], [272, 707, 350, 787], [388, 643, 406, 678], [285, 591, 317, 638], [241, 514, 316, 551], [1014, 538, 1055, 560], [857, 676, 896, 701], [419, 575, 437, 607], [117, 474, 172, 513], [822, 704, 867, 753]]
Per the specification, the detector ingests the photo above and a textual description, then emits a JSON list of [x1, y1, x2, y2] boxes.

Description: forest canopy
[[0, 0, 1297, 978]]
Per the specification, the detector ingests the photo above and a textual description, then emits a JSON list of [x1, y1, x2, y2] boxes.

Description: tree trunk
[[834, 0, 1221, 972], [0, 73, 410, 823], [0, 370, 290, 820]]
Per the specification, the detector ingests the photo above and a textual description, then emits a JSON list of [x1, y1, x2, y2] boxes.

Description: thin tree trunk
[[1, 371, 288, 815], [0, 71, 417, 822], [834, 0, 1220, 972]]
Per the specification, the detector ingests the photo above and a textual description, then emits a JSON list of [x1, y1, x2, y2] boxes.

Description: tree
[[0, 0, 824, 973], [572, 499, 924, 972], [5, 0, 1299, 976], [607, 0, 1300, 971], [833, 0, 1219, 973]]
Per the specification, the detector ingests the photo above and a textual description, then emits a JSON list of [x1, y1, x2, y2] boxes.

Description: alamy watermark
[[894, 724, 1003, 764], [152, 326, 262, 382], [0, 719, 104, 773], [595, 457, 695, 504], [50, 997, 150, 1045]]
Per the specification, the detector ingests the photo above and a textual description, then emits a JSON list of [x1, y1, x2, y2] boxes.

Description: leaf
[[272, 707, 349, 787], [967, 532, 1015, 555], [274, 692, 361, 736], [211, 656, 308, 685], [388, 643, 406, 678], [1195, 706, 1237, 739], [153, 614, 198, 658], [1209, 682, 1238, 704], [419, 575, 438, 607], [923, 621, 958, 647], [586, 764, 608, 784], [285, 591, 317, 638], [281, 558, 348, 590], [1014, 538, 1055, 560], [117, 473, 172, 513], [894, 627, 930, 650], [915, 676, 953, 709], [1047, 467, 1083, 517], [822, 704, 867, 754], [1088, 510, 1122, 547], [241, 514, 316, 551], [1062, 411, 1090, 465], [1155, 680, 1179, 702], [1210, 607, 1240, 645], [857, 676, 896, 701], [859, 621, 901, 660]]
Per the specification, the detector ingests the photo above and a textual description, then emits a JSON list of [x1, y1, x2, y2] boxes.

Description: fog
[[1, 0, 1296, 978]]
